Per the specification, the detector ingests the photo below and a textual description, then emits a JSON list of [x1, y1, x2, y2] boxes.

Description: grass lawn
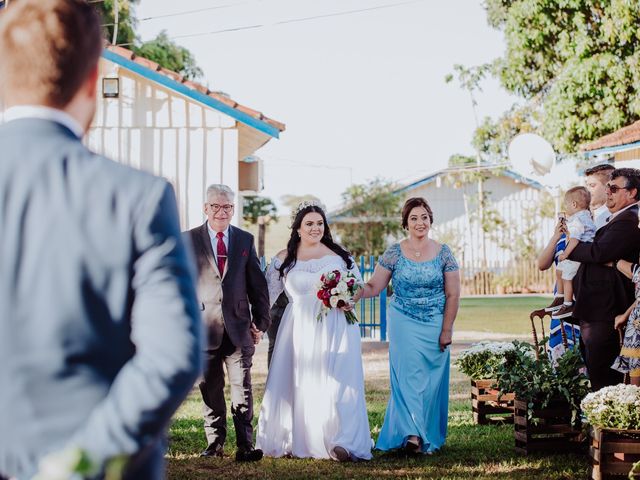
[[167, 297, 587, 479], [455, 296, 551, 335]]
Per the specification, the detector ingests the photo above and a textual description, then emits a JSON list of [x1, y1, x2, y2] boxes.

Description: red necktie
[[216, 231, 227, 275]]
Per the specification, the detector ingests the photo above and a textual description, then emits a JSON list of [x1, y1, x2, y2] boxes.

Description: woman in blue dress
[[359, 197, 460, 454]]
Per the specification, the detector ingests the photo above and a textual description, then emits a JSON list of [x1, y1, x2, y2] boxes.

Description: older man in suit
[[187, 185, 270, 461], [0, 1, 202, 479], [569, 168, 640, 390]]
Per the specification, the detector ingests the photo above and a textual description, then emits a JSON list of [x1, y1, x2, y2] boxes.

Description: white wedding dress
[[256, 255, 372, 460]]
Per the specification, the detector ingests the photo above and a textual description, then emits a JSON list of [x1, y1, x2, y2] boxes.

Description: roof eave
[[101, 49, 281, 139]]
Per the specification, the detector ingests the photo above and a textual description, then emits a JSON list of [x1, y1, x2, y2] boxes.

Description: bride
[[256, 201, 372, 461]]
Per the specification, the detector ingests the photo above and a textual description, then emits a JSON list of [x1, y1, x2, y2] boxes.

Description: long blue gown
[[375, 242, 459, 454]]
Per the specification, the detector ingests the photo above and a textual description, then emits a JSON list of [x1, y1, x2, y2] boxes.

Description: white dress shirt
[[3, 105, 84, 138], [592, 204, 611, 231], [207, 224, 230, 265]]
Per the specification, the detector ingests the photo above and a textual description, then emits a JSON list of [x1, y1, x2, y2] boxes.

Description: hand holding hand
[[439, 329, 452, 352], [250, 323, 262, 345]]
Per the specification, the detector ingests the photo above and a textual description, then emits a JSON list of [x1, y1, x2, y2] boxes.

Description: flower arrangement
[[495, 340, 590, 424], [316, 270, 361, 324], [455, 341, 516, 380], [581, 384, 640, 430]]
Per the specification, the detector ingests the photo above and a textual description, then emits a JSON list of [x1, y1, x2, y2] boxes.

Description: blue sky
[[136, 0, 518, 211]]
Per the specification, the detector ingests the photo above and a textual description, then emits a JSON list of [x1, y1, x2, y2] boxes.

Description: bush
[[581, 384, 640, 430], [495, 340, 590, 424], [456, 341, 515, 380]]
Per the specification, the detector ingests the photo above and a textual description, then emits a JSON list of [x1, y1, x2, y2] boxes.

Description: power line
[[124, 0, 427, 43], [138, 2, 250, 22]]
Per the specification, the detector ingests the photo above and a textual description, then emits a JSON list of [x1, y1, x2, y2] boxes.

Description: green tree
[[242, 196, 278, 257], [483, 0, 640, 153], [332, 179, 403, 258], [472, 104, 539, 163], [93, 1, 202, 80], [94, 0, 139, 47], [134, 31, 203, 80]]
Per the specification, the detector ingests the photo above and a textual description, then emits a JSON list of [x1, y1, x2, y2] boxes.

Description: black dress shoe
[[200, 443, 224, 458], [235, 447, 263, 462]]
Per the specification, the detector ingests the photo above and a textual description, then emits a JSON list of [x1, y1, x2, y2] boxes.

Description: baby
[[549, 186, 596, 319]]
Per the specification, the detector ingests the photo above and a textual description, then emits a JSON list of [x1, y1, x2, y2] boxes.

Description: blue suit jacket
[[0, 118, 202, 479]]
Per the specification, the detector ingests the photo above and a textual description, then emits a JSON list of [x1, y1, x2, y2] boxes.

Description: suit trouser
[[580, 320, 623, 391], [200, 331, 255, 450]]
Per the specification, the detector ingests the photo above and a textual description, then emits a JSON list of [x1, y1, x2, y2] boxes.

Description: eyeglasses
[[605, 184, 630, 194], [207, 203, 234, 212]]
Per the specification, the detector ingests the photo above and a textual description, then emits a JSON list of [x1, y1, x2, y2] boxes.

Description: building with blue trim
[[88, 45, 285, 229]]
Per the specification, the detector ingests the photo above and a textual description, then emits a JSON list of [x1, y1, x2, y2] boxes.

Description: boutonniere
[[242, 249, 249, 257]]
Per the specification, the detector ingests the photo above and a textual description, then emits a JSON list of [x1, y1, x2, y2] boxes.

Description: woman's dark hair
[[278, 205, 353, 278], [401, 197, 433, 229]]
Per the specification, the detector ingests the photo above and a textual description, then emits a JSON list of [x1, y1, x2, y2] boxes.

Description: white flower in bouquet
[[316, 269, 361, 324]]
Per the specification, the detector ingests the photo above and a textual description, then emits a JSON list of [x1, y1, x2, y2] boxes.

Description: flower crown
[[290, 199, 325, 223]]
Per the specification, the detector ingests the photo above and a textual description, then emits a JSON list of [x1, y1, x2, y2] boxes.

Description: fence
[[460, 259, 556, 296]]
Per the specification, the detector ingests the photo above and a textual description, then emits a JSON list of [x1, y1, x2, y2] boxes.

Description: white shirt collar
[[608, 201, 639, 221], [207, 223, 230, 239], [3, 105, 84, 138]]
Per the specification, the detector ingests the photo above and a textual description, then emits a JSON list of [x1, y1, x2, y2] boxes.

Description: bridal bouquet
[[316, 270, 361, 324]]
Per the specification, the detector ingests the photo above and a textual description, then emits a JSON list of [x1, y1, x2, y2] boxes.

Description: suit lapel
[[198, 222, 219, 274]]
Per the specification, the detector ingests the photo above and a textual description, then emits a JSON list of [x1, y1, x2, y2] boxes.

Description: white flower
[[331, 288, 338, 295], [329, 296, 339, 308], [336, 281, 348, 294]]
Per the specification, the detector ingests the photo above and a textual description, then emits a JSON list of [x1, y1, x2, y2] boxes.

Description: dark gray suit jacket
[[187, 223, 270, 349], [0, 118, 203, 479]]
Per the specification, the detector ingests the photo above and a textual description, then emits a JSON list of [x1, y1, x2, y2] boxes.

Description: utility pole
[[112, 0, 118, 45]]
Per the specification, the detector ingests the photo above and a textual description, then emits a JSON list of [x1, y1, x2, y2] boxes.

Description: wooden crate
[[471, 379, 514, 425], [589, 426, 640, 479], [513, 398, 584, 455]]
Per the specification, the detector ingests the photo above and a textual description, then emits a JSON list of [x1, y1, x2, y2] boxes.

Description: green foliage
[[134, 31, 203, 80], [93, 0, 139, 47], [242, 196, 278, 227], [333, 178, 402, 257], [496, 340, 590, 424], [483, 0, 640, 153], [93, 2, 202, 80], [456, 342, 515, 380], [472, 104, 540, 163]]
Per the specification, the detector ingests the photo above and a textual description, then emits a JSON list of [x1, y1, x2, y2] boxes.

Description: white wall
[[404, 175, 555, 268], [87, 60, 241, 229]]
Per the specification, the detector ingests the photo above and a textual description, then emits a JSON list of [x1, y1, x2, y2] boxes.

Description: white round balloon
[[508, 133, 556, 179]]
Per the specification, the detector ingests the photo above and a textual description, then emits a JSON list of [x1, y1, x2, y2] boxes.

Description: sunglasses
[[605, 184, 630, 194]]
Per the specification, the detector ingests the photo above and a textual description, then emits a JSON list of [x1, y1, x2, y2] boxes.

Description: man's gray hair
[[206, 184, 235, 202]]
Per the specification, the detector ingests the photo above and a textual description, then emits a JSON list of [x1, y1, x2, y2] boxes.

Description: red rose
[[337, 299, 345, 308], [317, 290, 324, 300], [323, 298, 331, 307]]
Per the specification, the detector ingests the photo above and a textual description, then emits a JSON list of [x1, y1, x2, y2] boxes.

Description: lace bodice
[[266, 254, 362, 307], [378, 242, 459, 321]]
